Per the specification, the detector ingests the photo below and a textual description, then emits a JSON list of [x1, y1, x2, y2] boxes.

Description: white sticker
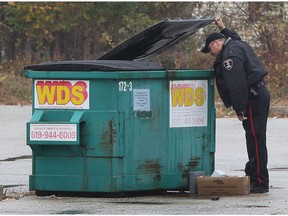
[[133, 89, 150, 111], [169, 80, 208, 128], [30, 124, 77, 141]]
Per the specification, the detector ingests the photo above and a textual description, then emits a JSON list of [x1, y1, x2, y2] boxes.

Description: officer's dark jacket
[[213, 28, 267, 116]]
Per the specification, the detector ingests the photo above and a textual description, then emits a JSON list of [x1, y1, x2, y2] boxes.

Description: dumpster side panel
[[165, 78, 215, 189], [118, 79, 166, 191], [119, 77, 215, 191]]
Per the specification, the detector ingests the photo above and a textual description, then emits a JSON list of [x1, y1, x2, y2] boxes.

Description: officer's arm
[[215, 78, 232, 108], [221, 57, 248, 116], [220, 28, 241, 41], [215, 18, 241, 41]]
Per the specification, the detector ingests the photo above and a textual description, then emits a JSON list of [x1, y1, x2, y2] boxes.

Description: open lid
[[98, 17, 214, 61]]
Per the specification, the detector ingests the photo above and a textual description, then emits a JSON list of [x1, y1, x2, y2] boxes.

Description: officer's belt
[[250, 81, 265, 89]]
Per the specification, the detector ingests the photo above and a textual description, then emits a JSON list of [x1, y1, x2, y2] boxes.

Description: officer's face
[[208, 40, 223, 57]]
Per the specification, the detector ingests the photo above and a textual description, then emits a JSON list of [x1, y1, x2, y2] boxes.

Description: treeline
[[0, 2, 196, 63], [0, 2, 288, 98]]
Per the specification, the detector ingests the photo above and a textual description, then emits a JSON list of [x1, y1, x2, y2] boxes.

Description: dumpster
[[25, 18, 215, 195]]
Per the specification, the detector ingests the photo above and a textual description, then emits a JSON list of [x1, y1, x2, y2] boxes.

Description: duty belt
[[249, 81, 265, 97], [252, 81, 265, 89]]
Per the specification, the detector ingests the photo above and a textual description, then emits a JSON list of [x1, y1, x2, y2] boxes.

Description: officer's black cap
[[201, 32, 225, 53]]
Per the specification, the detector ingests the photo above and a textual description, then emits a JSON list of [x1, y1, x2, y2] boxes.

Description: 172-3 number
[[118, 81, 132, 92]]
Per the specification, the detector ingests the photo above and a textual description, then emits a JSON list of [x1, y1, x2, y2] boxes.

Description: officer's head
[[201, 32, 225, 57]]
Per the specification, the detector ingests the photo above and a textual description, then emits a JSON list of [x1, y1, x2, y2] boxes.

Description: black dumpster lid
[[25, 60, 163, 71], [98, 17, 214, 61]]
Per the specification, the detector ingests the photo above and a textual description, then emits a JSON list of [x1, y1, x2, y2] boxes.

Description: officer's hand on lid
[[214, 17, 225, 30]]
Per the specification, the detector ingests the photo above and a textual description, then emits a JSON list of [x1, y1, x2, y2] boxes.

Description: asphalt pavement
[[0, 105, 288, 215]]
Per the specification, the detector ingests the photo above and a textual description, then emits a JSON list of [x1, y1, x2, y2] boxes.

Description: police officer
[[201, 18, 270, 193]]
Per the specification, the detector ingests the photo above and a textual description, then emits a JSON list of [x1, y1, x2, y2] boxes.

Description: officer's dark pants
[[242, 84, 270, 188]]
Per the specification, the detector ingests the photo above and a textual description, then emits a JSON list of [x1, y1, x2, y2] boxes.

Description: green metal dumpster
[[25, 18, 215, 195]]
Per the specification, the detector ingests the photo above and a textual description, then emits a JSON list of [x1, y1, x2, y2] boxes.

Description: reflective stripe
[[249, 100, 261, 186]]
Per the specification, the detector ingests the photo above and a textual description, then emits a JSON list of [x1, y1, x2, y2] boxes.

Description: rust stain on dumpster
[[178, 157, 201, 178], [188, 157, 201, 169], [100, 119, 116, 145], [137, 159, 163, 175]]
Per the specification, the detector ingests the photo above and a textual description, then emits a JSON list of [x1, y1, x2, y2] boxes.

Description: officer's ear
[[215, 39, 225, 48]]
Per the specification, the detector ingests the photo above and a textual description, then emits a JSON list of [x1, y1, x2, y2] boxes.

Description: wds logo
[[34, 80, 90, 109]]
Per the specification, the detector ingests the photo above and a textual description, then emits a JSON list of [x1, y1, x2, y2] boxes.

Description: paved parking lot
[[0, 105, 288, 214]]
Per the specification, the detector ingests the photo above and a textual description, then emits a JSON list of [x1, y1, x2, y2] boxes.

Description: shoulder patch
[[223, 59, 233, 70]]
